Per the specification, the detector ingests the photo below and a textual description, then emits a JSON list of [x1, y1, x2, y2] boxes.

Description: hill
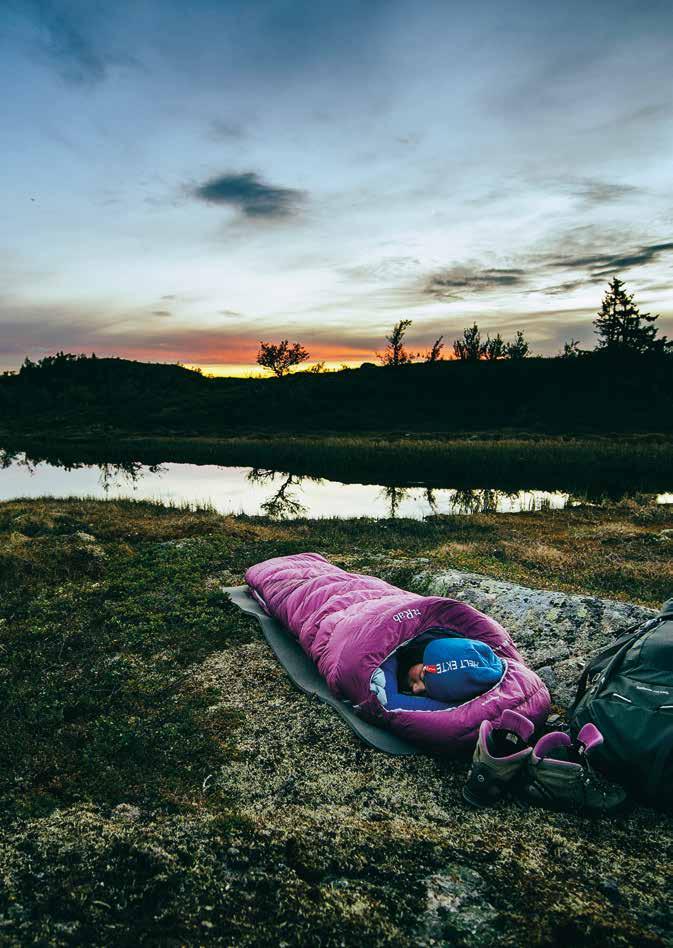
[[1, 352, 673, 437]]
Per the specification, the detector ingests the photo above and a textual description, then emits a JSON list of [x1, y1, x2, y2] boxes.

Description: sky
[[2, 0, 673, 375]]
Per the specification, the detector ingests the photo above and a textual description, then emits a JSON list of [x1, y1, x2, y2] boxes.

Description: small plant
[[424, 336, 444, 362], [560, 338, 583, 359]]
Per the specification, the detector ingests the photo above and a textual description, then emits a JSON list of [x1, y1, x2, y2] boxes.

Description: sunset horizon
[[4, 1, 673, 374]]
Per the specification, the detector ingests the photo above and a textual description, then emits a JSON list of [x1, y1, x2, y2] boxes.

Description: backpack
[[569, 599, 673, 809]]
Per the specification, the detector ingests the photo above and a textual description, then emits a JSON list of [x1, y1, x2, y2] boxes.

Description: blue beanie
[[422, 638, 503, 703]]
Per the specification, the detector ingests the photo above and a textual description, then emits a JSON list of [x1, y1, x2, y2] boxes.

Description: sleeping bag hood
[[245, 552, 550, 753]]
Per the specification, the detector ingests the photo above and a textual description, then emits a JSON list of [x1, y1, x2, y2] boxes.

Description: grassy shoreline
[[4, 432, 673, 494], [1, 496, 672, 944]]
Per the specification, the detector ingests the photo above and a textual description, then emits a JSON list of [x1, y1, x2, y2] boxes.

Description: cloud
[[568, 179, 642, 207], [537, 279, 598, 296], [538, 177, 644, 208], [546, 241, 673, 277], [152, 310, 172, 317], [24, 0, 136, 85], [424, 266, 526, 299], [208, 120, 247, 142], [191, 172, 306, 219]]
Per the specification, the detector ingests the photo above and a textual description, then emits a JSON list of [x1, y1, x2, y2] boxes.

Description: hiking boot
[[519, 724, 628, 815], [463, 710, 535, 807]]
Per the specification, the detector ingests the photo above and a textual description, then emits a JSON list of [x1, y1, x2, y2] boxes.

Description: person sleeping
[[397, 633, 504, 702]]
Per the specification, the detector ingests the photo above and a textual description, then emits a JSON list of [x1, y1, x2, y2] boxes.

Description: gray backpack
[[570, 599, 673, 809]]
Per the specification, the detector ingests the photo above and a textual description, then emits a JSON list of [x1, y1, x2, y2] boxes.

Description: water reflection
[[247, 469, 309, 519], [0, 451, 670, 520], [1, 448, 165, 495]]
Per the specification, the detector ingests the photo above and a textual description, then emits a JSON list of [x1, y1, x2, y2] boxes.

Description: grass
[[0, 495, 672, 944]]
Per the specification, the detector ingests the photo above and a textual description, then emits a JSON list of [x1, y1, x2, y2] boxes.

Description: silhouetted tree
[[308, 361, 327, 374], [453, 324, 486, 361], [505, 330, 530, 360], [425, 336, 444, 362], [593, 277, 671, 355], [484, 333, 506, 361], [257, 340, 309, 377], [560, 338, 583, 359], [379, 319, 413, 366]]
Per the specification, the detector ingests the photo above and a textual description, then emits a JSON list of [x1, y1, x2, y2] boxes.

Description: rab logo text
[[392, 608, 422, 623]]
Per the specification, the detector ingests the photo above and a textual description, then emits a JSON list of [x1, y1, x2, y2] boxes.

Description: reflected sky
[[0, 456, 581, 519]]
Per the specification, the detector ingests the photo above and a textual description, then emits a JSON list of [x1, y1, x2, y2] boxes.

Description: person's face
[[407, 662, 427, 695]]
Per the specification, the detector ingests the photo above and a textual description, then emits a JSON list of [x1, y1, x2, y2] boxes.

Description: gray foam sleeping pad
[[223, 585, 419, 756]]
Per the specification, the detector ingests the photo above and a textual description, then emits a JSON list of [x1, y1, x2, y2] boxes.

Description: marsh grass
[[1, 496, 672, 944]]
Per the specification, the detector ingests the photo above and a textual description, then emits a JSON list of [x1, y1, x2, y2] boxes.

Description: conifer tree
[[505, 330, 530, 360], [453, 324, 486, 361], [593, 278, 671, 355], [484, 332, 506, 360]]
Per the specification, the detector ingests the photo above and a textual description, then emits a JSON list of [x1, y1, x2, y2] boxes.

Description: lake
[[2, 453, 671, 519]]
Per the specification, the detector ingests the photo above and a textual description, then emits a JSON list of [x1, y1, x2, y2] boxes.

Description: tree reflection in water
[[0, 449, 35, 472], [451, 488, 505, 515], [97, 461, 165, 494], [0, 450, 165, 493], [247, 468, 309, 519]]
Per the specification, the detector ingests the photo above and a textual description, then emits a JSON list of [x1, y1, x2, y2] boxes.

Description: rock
[[536, 665, 557, 689], [413, 568, 656, 708], [111, 804, 141, 822], [599, 878, 622, 904], [418, 865, 499, 947]]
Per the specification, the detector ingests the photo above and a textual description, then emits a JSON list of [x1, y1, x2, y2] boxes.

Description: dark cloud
[[192, 172, 305, 219], [425, 266, 526, 299], [220, 309, 242, 318], [547, 241, 673, 277], [152, 310, 172, 317]]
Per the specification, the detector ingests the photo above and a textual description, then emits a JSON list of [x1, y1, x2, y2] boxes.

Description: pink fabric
[[245, 552, 550, 753]]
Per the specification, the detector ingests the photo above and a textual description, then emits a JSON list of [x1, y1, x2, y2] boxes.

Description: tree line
[[256, 277, 672, 376]]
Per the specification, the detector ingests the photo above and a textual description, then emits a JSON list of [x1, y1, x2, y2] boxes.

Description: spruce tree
[[453, 324, 486, 361], [505, 330, 530, 360], [593, 278, 670, 355], [484, 332, 506, 360]]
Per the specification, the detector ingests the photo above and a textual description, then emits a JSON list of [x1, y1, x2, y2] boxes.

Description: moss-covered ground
[[0, 497, 672, 946]]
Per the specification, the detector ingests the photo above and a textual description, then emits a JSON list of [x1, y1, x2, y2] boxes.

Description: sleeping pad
[[245, 552, 551, 753]]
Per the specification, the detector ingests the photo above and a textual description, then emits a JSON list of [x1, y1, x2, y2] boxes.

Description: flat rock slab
[[420, 865, 499, 947], [413, 568, 657, 708]]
